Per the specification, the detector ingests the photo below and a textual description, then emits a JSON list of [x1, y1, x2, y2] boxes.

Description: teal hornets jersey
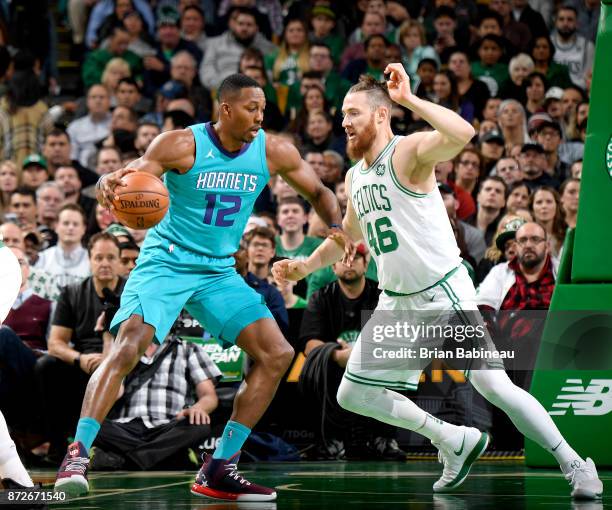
[[153, 122, 270, 257]]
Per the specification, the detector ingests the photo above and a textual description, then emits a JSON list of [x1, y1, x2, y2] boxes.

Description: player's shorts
[[344, 264, 504, 391], [110, 231, 273, 347], [0, 245, 21, 323]]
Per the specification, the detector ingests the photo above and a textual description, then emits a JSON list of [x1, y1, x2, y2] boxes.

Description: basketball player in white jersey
[[273, 64, 602, 499], [0, 239, 37, 491]]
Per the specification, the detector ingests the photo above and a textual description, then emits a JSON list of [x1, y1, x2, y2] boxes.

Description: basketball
[[111, 172, 169, 229]]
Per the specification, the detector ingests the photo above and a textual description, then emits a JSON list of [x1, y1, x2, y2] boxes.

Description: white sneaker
[[432, 426, 489, 492], [565, 458, 603, 500]]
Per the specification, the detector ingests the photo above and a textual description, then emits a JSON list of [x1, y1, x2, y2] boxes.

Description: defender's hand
[[384, 63, 413, 106], [97, 168, 137, 209], [328, 226, 356, 267], [272, 259, 309, 286]]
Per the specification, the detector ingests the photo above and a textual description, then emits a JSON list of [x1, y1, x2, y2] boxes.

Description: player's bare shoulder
[[145, 128, 196, 174], [265, 132, 302, 175], [392, 131, 436, 190]]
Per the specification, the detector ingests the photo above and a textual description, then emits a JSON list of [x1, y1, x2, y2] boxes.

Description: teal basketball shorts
[[109, 232, 273, 347]]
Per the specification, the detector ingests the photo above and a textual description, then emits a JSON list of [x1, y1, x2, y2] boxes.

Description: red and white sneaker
[[191, 452, 276, 502], [54, 441, 90, 496]]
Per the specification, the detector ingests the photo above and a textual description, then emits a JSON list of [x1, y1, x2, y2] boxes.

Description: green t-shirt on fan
[[275, 235, 325, 298]]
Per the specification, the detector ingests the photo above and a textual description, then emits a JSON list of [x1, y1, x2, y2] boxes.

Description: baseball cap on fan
[[157, 5, 180, 27]]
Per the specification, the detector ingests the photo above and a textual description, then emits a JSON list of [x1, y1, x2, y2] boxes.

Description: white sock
[[0, 411, 33, 487], [469, 370, 584, 471], [337, 378, 460, 444]]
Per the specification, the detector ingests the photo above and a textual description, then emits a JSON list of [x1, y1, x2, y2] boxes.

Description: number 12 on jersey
[[203, 193, 242, 227], [366, 217, 399, 256]]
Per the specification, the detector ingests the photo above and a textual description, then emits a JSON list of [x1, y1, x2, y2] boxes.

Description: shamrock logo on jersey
[[375, 163, 386, 176]]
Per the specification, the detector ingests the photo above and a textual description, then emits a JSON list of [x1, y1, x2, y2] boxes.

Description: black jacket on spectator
[[461, 79, 490, 120], [245, 272, 288, 335], [515, 6, 549, 40]]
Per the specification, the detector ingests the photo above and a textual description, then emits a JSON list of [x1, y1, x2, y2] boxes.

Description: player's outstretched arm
[[96, 129, 196, 209], [385, 63, 476, 184], [272, 170, 363, 285]]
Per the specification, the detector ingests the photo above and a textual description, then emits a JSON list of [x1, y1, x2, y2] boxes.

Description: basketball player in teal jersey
[[53, 74, 351, 501], [274, 66, 603, 499]]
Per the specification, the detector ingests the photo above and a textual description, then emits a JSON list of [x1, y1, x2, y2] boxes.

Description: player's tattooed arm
[[96, 129, 196, 209]]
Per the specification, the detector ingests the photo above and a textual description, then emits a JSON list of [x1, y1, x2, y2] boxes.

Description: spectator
[[519, 143, 559, 190], [95, 146, 122, 176], [85, 0, 155, 49], [530, 35, 573, 89], [55, 165, 96, 219], [36, 182, 64, 232], [83, 26, 142, 89], [560, 85, 586, 136], [20, 155, 49, 192], [533, 120, 569, 181], [510, 0, 548, 39], [497, 99, 529, 152], [431, 7, 458, 63], [453, 148, 482, 199], [9, 188, 38, 232], [335, 180, 348, 215], [181, 5, 208, 54], [170, 51, 212, 123], [343, 34, 388, 84], [289, 85, 331, 137], [120, 8, 156, 58], [302, 110, 344, 154], [0, 247, 52, 430], [216, 0, 278, 40], [299, 243, 404, 459], [266, 18, 309, 87], [199, 7, 275, 91], [475, 215, 525, 283], [100, 59, 132, 107], [495, 156, 524, 187], [472, 35, 508, 97], [448, 51, 490, 121], [322, 150, 344, 188], [398, 19, 438, 88], [551, 6, 594, 89], [162, 110, 195, 132], [466, 176, 507, 246], [340, 12, 386, 71], [0, 160, 18, 218], [529, 186, 566, 257], [115, 78, 149, 116], [42, 129, 98, 187], [432, 70, 460, 113], [276, 278, 306, 310], [118, 240, 140, 277], [35, 232, 125, 459], [242, 66, 285, 131], [439, 183, 486, 264], [559, 177, 580, 229], [86, 203, 119, 242], [414, 58, 438, 100], [309, 5, 344, 65], [143, 5, 203, 96], [134, 122, 160, 157], [0, 55, 52, 166], [479, 130, 505, 174], [498, 53, 533, 102], [99, 106, 138, 154], [524, 72, 547, 116], [570, 159, 582, 179], [488, 0, 531, 52], [482, 97, 502, 122], [35, 203, 90, 292], [477, 221, 557, 311], [568, 0, 600, 43], [67, 85, 112, 169]]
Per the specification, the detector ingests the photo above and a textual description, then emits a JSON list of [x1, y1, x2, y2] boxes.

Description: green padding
[[571, 2, 612, 282]]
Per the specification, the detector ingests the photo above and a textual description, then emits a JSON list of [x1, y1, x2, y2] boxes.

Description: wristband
[[74, 354, 81, 367], [330, 223, 342, 230]]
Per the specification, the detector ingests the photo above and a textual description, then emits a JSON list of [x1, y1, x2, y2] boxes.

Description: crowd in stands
[[0, 0, 594, 466]]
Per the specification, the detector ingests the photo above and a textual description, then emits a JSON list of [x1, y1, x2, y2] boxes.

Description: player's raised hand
[[96, 168, 137, 210], [328, 227, 356, 267], [384, 63, 412, 105], [272, 259, 309, 286]]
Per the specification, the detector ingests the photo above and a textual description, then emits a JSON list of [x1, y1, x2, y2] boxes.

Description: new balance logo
[[206, 149, 215, 159], [549, 378, 612, 416]]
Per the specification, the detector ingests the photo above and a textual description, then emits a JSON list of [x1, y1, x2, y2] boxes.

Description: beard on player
[[346, 113, 378, 160]]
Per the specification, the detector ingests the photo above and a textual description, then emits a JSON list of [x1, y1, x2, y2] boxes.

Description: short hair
[[364, 34, 389, 50], [119, 240, 140, 252], [479, 175, 508, 194], [557, 4, 578, 17], [113, 105, 139, 125], [245, 226, 276, 249], [478, 34, 505, 51], [434, 6, 456, 20], [59, 202, 86, 224], [117, 77, 140, 90], [417, 58, 438, 70], [44, 128, 69, 143], [171, 50, 196, 68], [163, 109, 195, 129], [182, 4, 205, 21], [347, 74, 392, 111], [300, 70, 324, 81], [137, 121, 160, 133], [12, 187, 36, 202], [508, 180, 531, 196], [509, 53, 534, 76], [478, 9, 503, 28], [36, 181, 65, 201], [277, 196, 307, 213], [88, 231, 120, 256], [310, 42, 331, 54], [97, 146, 121, 163], [55, 164, 80, 179], [228, 6, 258, 22], [217, 73, 262, 102], [323, 149, 344, 168]]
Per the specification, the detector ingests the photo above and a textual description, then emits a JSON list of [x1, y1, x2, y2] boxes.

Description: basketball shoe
[[54, 441, 90, 496]]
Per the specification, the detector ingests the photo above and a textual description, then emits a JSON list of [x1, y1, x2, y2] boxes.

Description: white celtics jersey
[[350, 135, 461, 294]]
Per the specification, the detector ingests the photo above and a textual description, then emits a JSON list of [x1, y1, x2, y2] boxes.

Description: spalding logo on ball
[[111, 172, 169, 229]]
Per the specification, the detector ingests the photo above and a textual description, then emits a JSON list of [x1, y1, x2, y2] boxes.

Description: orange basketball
[[111, 172, 169, 229]]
